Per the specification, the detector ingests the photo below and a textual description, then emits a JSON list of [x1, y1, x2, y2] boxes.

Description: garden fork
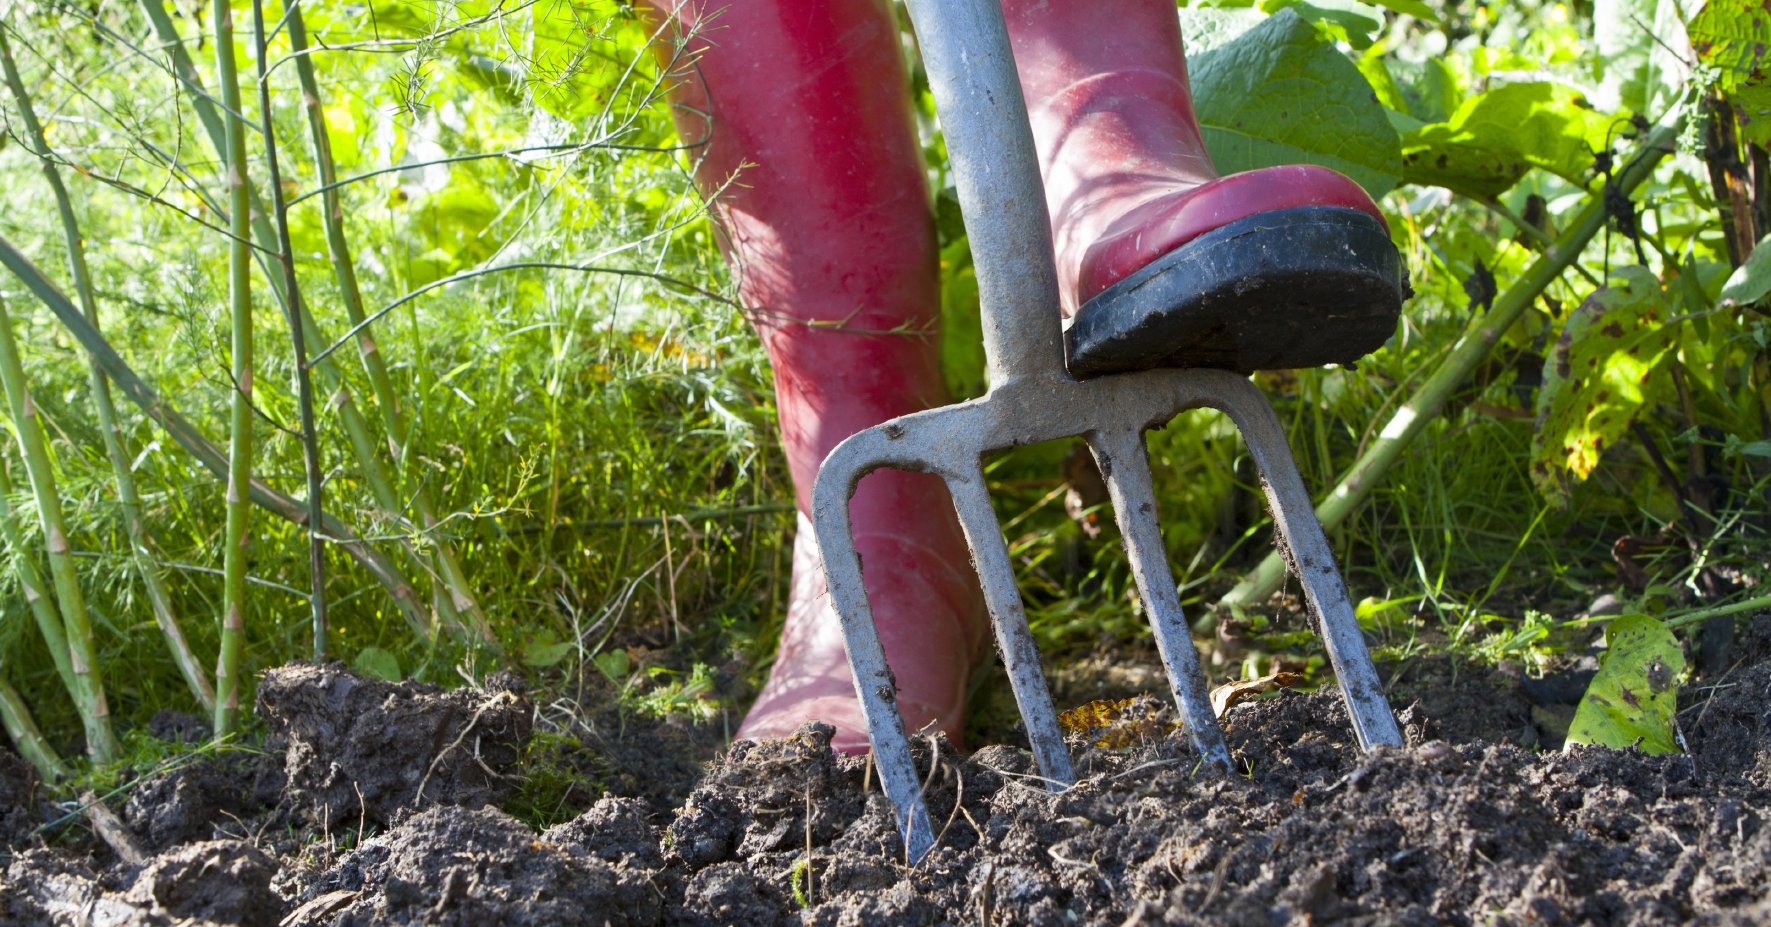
[[812, 0, 1404, 862]]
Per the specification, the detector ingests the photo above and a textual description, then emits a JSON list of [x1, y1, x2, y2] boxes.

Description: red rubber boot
[[643, 0, 988, 754], [1001, 0, 1408, 376]]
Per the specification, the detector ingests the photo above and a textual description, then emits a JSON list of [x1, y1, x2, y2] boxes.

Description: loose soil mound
[[2, 622, 1768, 925]]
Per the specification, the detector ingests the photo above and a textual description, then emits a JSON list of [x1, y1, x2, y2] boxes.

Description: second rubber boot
[[1000, 0, 1408, 376], [644, 0, 989, 754]]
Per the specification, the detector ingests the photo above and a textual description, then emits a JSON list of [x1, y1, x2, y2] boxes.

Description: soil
[[1, 617, 1768, 926]]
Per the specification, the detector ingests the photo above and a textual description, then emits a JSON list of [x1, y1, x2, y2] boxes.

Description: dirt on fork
[[2, 618, 1770, 926]]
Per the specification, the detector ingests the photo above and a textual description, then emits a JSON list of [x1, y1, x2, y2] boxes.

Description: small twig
[[78, 791, 146, 866]]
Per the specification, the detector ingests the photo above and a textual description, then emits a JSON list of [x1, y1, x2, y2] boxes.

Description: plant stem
[[211, 0, 255, 741], [0, 458, 77, 704], [0, 677, 65, 783], [1218, 116, 1684, 615], [285, 4, 494, 646], [250, 0, 328, 661], [0, 29, 217, 715], [137, 0, 491, 646], [1663, 594, 1771, 630], [0, 293, 118, 763], [0, 237, 431, 636]]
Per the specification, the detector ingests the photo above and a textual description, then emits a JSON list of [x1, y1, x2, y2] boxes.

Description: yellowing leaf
[[1565, 614, 1686, 754], [1530, 266, 1678, 504], [1058, 695, 1177, 750], [1689, 0, 1771, 144]]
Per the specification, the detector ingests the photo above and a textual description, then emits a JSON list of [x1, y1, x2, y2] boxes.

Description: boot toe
[[1067, 202, 1407, 377]]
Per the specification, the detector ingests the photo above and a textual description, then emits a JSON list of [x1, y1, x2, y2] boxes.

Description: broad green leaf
[[1531, 267, 1679, 503], [1366, 0, 1441, 20], [1401, 82, 1627, 199], [1260, 0, 1383, 48], [353, 647, 403, 682], [1593, 0, 1691, 115], [1719, 233, 1771, 308], [1357, 42, 1410, 114], [1387, 56, 1465, 124], [1689, 0, 1771, 143], [1191, 8, 1402, 196], [1177, 8, 1267, 55], [1566, 614, 1686, 754]]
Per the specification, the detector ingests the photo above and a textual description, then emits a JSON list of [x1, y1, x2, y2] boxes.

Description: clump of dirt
[[0, 751, 38, 850], [1, 839, 278, 926], [256, 662, 532, 826], [123, 754, 280, 854], [5, 622, 1770, 925], [283, 804, 656, 927]]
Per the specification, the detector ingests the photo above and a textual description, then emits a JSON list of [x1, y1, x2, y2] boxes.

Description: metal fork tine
[[1088, 427, 1231, 771], [1213, 380, 1404, 750], [809, 466, 938, 862], [944, 470, 1077, 790]]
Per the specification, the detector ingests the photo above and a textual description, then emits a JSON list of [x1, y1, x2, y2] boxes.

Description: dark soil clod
[[256, 662, 532, 827], [3, 635, 1769, 925]]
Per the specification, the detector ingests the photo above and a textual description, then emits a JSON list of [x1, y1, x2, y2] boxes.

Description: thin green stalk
[[0, 293, 117, 763], [286, 4, 493, 645], [0, 458, 77, 703], [211, 0, 254, 741], [249, 0, 327, 661], [0, 236, 432, 636], [1219, 116, 1683, 613], [1664, 594, 1771, 630], [0, 677, 65, 783], [0, 29, 216, 715], [136, 0, 485, 644]]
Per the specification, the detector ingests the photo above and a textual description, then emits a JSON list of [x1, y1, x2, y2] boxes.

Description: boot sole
[[1065, 206, 1408, 378]]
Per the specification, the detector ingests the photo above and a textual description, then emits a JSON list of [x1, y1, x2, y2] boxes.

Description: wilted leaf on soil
[[1058, 696, 1178, 749], [1530, 266, 1678, 504], [1190, 9, 1403, 197], [1566, 614, 1686, 754], [1209, 671, 1304, 716]]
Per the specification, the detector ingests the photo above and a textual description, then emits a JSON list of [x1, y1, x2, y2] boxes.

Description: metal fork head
[[811, 367, 1403, 863], [817, 0, 1403, 864]]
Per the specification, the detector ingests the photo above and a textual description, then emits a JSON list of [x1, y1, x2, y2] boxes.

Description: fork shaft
[[1090, 428, 1232, 769], [900, 0, 1066, 387]]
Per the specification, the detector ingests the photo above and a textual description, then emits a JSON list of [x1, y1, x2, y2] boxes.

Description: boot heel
[[1065, 206, 1407, 377]]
